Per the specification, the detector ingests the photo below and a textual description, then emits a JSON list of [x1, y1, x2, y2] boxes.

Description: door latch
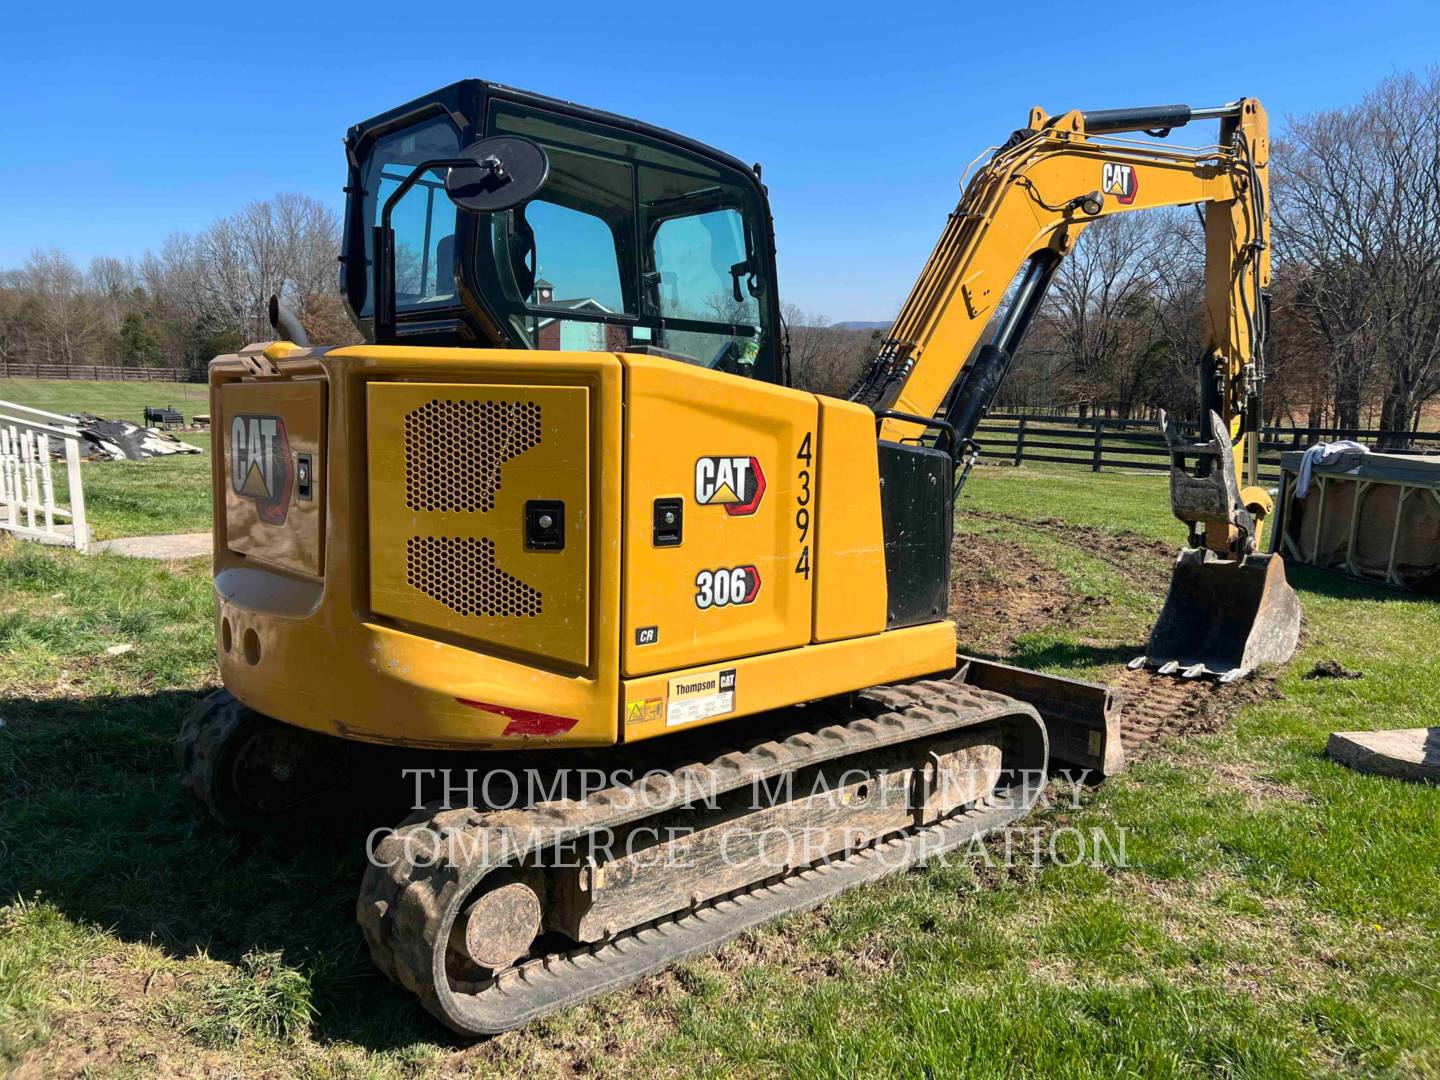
[[653, 498, 683, 546], [525, 500, 565, 550]]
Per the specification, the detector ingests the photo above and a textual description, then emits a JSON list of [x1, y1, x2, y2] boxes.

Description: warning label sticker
[[665, 668, 737, 727], [625, 697, 664, 726]]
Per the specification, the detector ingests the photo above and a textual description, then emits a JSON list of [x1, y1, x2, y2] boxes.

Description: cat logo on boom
[[1101, 162, 1138, 205], [694, 456, 766, 516], [229, 413, 293, 526]]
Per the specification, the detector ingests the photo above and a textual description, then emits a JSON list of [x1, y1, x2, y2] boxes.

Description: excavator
[[179, 79, 1301, 1034]]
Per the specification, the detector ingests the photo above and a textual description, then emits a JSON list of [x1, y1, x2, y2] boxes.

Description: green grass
[[0, 377, 209, 425], [2, 378, 213, 540], [1, 461, 1438, 1077], [72, 433, 212, 540]]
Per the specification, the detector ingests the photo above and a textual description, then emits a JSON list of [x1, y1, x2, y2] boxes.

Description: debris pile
[[49, 414, 203, 462]]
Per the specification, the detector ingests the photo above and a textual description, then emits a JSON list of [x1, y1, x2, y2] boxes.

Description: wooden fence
[[974, 413, 1440, 483], [0, 361, 205, 382], [0, 400, 89, 552]]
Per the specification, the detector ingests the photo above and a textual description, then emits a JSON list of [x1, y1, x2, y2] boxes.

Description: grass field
[[0, 378, 208, 426], [1, 379, 212, 541], [1, 451, 1438, 1077]]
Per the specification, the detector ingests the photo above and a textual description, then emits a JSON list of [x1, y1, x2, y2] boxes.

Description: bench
[[143, 406, 184, 429]]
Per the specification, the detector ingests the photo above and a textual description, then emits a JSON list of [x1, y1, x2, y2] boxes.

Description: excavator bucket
[[1139, 548, 1301, 682]]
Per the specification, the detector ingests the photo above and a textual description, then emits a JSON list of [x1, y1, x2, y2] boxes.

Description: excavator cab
[[339, 79, 784, 384]]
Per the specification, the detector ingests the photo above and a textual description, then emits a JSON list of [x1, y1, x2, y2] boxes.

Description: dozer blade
[[1140, 548, 1301, 682], [957, 655, 1124, 776]]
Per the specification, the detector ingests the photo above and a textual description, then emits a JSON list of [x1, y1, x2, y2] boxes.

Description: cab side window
[[363, 118, 461, 314]]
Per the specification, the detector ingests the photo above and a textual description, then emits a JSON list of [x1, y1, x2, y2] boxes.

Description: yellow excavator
[[179, 80, 1301, 1034]]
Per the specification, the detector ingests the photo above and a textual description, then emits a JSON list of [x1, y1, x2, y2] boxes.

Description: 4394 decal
[[695, 565, 761, 609], [794, 432, 813, 580]]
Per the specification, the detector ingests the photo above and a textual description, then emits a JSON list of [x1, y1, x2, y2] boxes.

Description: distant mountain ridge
[[833, 321, 890, 330]]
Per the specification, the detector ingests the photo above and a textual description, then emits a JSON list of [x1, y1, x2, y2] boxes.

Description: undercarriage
[[182, 674, 1048, 1034]]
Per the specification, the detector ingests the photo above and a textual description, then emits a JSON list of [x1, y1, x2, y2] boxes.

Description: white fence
[[0, 400, 89, 552]]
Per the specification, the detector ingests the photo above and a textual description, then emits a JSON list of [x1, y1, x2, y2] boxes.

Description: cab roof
[[344, 78, 758, 181]]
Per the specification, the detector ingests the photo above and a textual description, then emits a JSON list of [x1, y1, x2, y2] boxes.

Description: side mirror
[[444, 136, 550, 213]]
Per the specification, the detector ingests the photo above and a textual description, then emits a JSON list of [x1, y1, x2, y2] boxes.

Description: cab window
[[476, 99, 775, 379], [649, 207, 759, 373], [361, 117, 460, 315]]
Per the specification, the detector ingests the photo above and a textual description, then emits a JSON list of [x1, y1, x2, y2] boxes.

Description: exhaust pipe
[[268, 294, 310, 347]]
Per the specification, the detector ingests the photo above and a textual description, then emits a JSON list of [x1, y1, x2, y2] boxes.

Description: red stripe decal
[[456, 698, 579, 736]]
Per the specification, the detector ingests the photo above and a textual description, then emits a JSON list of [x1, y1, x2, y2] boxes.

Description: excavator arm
[[852, 99, 1299, 680]]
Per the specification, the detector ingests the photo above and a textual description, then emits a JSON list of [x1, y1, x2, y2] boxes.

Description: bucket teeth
[[1144, 549, 1301, 682]]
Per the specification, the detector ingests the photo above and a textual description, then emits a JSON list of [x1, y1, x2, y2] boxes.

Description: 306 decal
[[694, 565, 761, 609]]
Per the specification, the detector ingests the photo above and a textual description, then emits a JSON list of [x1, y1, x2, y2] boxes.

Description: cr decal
[[1101, 162, 1138, 205], [230, 413, 293, 525], [694, 456, 766, 515], [694, 565, 761, 609]]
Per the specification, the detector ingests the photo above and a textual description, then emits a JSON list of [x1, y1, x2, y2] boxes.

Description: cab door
[[622, 355, 816, 676]]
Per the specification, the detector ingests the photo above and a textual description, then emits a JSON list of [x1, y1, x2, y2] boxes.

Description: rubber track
[[357, 678, 1047, 1035], [174, 689, 250, 827]]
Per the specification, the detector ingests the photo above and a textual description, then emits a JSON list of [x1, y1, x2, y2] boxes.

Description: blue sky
[[2, 1, 1437, 320]]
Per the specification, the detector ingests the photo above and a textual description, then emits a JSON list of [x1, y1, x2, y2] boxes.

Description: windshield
[[477, 100, 771, 378]]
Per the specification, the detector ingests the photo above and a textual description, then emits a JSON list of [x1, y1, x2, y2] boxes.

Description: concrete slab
[[1328, 728, 1440, 783], [7, 523, 93, 547], [95, 532, 211, 560]]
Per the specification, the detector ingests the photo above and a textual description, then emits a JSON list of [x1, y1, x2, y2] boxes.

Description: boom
[[852, 99, 1272, 555]]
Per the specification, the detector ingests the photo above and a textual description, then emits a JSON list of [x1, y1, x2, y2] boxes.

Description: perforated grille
[[406, 536, 542, 618], [404, 399, 542, 512]]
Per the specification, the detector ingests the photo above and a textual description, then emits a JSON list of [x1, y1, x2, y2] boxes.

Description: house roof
[[536, 296, 613, 327]]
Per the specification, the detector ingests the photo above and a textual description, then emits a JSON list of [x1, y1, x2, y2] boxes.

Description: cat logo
[[694, 456, 766, 516], [229, 413, 292, 526], [1101, 162, 1138, 205]]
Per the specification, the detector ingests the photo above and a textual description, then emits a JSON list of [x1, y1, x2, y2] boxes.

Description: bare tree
[[783, 302, 880, 396], [1039, 212, 1187, 418], [10, 250, 98, 364], [196, 193, 342, 344], [1275, 70, 1440, 443]]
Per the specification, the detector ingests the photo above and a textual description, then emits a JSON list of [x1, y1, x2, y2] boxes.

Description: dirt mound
[[949, 513, 1281, 763], [948, 533, 1107, 651]]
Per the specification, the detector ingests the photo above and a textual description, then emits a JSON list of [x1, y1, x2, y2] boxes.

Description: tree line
[[0, 194, 356, 372], [4, 71, 1438, 442]]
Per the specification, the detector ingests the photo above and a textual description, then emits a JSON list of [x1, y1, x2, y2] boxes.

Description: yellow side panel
[[222, 379, 325, 578], [621, 621, 957, 741], [813, 397, 887, 641], [367, 382, 590, 668], [622, 355, 817, 676]]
